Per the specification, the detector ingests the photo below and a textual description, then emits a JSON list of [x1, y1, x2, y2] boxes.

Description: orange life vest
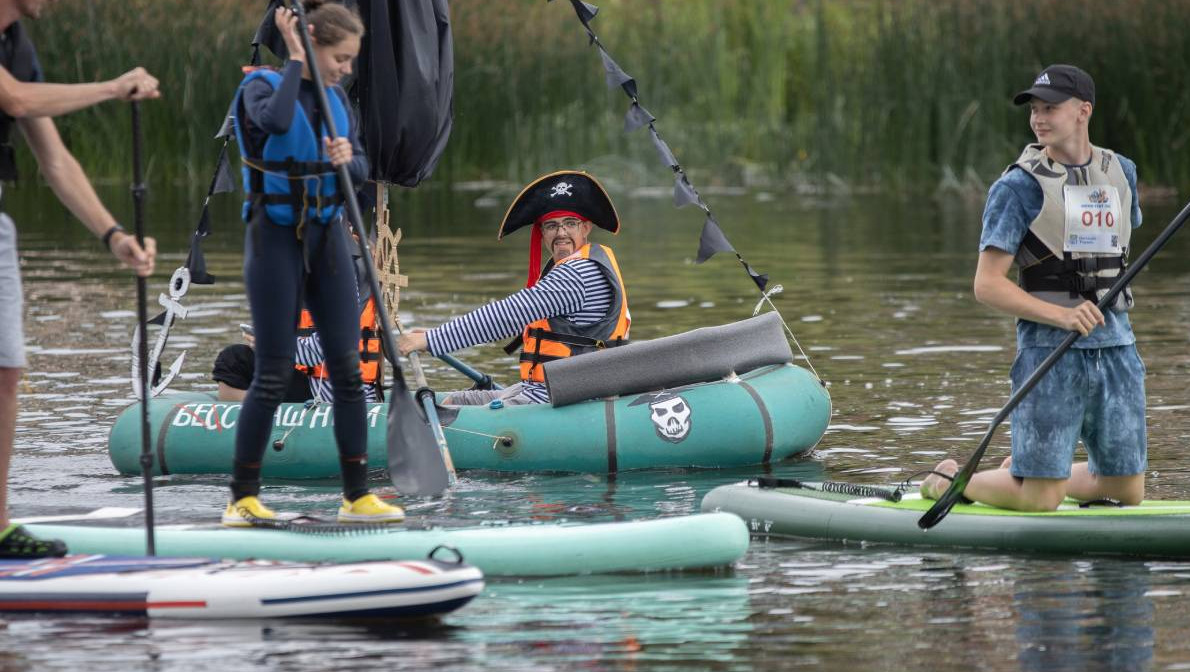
[[295, 295, 383, 388], [519, 243, 630, 383]]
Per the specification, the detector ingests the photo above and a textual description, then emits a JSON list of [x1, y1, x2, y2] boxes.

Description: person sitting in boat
[[921, 65, 1146, 511], [213, 228, 382, 404], [211, 325, 312, 403], [224, 1, 403, 526], [397, 170, 630, 405]]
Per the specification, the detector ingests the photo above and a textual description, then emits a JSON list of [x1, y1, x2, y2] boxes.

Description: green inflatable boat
[[26, 512, 749, 577], [701, 481, 1190, 558], [108, 315, 830, 477]]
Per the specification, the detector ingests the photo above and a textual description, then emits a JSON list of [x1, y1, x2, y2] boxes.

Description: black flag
[[353, 0, 454, 186], [696, 215, 734, 263]]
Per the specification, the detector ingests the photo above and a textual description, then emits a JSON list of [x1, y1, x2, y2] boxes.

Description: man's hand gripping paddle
[[290, 1, 448, 497], [918, 198, 1190, 529]]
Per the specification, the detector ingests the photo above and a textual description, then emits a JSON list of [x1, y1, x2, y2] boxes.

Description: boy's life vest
[[519, 243, 631, 383], [232, 68, 349, 227], [1010, 144, 1134, 312], [295, 295, 383, 391]]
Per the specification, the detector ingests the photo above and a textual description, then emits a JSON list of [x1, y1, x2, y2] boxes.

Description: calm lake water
[[3, 179, 1190, 671]]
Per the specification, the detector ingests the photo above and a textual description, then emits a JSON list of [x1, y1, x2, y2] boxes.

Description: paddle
[[439, 352, 502, 390], [376, 185, 457, 484], [130, 100, 156, 555], [919, 197, 1190, 530], [289, 1, 448, 497]]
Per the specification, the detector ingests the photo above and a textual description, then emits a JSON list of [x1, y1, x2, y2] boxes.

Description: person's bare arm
[[973, 248, 1103, 336], [0, 65, 159, 119], [18, 115, 155, 276]]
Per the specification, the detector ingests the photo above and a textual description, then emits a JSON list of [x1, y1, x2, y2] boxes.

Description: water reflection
[[1013, 562, 1153, 672]]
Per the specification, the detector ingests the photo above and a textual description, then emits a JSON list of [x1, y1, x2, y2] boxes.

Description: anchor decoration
[[131, 266, 191, 399]]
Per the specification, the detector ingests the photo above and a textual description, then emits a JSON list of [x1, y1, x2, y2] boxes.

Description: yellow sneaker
[[338, 493, 405, 524], [222, 496, 277, 527]]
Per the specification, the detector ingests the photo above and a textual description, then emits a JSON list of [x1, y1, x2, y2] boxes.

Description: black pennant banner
[[212, 149, 235, 194], [598, 47, 634, 93], [561, 0, 771, 295], [744, 262, 769, 292], [673, 173, 700, 208], [624, 102, 654, 132], [561, 0, 599, 28], [696, 215, 734, 263], [186, 206, 215, 285], [649, 127, 678, 170]]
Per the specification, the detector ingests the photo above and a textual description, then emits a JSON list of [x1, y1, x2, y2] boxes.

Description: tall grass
[[18, 0, 1190, 193]]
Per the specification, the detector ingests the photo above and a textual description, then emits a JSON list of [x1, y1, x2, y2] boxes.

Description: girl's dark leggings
[[231, 212, 370, 502]]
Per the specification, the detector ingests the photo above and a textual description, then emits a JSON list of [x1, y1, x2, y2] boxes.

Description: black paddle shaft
[[919, 197, 1190, 530], [131, 101, 156, 556]]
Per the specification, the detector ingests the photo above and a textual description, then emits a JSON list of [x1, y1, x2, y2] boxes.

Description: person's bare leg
[[921, 456, 1068, 511], [964, 468, 1067, 511], [0, 367, 21, 528], [1065, 463, 1144, 505], [919, 459, 958, 499]]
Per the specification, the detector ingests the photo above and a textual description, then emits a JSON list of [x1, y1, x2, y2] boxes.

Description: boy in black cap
[[921, 65, 1147, 511], [397, 170, 631, 405]]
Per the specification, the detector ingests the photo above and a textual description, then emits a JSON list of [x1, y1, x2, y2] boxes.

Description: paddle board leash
[[131, 100, 156, 556], [376, 182, 457, 484], [753, 476, 903, 503], [290, 0, 449, 497], [555, 0, 822, 384], [918, 196, 1190, 530]]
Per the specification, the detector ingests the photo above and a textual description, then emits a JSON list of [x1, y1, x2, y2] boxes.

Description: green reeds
[[18, 0, 1190, 193]]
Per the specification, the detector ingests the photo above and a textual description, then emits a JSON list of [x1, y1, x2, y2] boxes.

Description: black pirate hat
[[497, 170, 620, 239]]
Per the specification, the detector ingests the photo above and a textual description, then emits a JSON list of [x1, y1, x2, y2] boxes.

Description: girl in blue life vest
[[226, 1, 403, 526]]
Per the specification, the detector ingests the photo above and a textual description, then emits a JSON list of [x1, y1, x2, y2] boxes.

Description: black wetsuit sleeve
[[241, 60, 304, 135]]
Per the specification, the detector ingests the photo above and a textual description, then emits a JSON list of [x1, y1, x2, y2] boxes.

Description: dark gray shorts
[[0, 213, 24, 368], [442, 382, 537, 406], [1009, 345, 1147, 479]]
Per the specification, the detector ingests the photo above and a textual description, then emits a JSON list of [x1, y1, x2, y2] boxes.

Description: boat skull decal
[[648, 394, 692, 443]]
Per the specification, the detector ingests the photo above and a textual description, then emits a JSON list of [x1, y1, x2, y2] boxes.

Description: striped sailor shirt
[[294, 333, 382, 403], [425, 258, 614, 403]]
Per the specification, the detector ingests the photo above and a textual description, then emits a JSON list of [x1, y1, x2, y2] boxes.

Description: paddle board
[[702, 481, 1190, 557], [0, 554, 483, 619]]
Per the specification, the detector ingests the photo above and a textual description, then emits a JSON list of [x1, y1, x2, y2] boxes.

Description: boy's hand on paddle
[[398, 330, 428, 356], [275, 7, 307, 64], [1059, 301, 1105, 336], [323, 136, 352, 166], [111, 233, 156, 278], [112, 67, 160, 101]]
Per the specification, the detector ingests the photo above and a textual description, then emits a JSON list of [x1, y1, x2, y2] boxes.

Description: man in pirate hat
[[397, 170, 630, 405]]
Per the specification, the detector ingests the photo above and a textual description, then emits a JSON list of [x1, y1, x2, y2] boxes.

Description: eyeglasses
[[541, 219, 584, 234]]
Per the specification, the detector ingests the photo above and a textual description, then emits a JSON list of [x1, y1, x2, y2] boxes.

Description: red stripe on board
[[0, 599, 207, 611], [148, 601, 208, 609], [397, 562, 435, 575]]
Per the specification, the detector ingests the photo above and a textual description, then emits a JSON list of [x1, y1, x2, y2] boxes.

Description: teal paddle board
[[701, 481, 1190, 557]]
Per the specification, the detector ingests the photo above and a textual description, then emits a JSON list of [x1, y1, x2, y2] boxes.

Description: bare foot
[[920, 459, 958, 500]]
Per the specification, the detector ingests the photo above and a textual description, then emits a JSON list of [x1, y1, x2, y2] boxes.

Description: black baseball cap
[[1013, 64, 1096, 106]]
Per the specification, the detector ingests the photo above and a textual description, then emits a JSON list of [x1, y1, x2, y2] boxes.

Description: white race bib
[[1063, 184, 1123, 254]]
